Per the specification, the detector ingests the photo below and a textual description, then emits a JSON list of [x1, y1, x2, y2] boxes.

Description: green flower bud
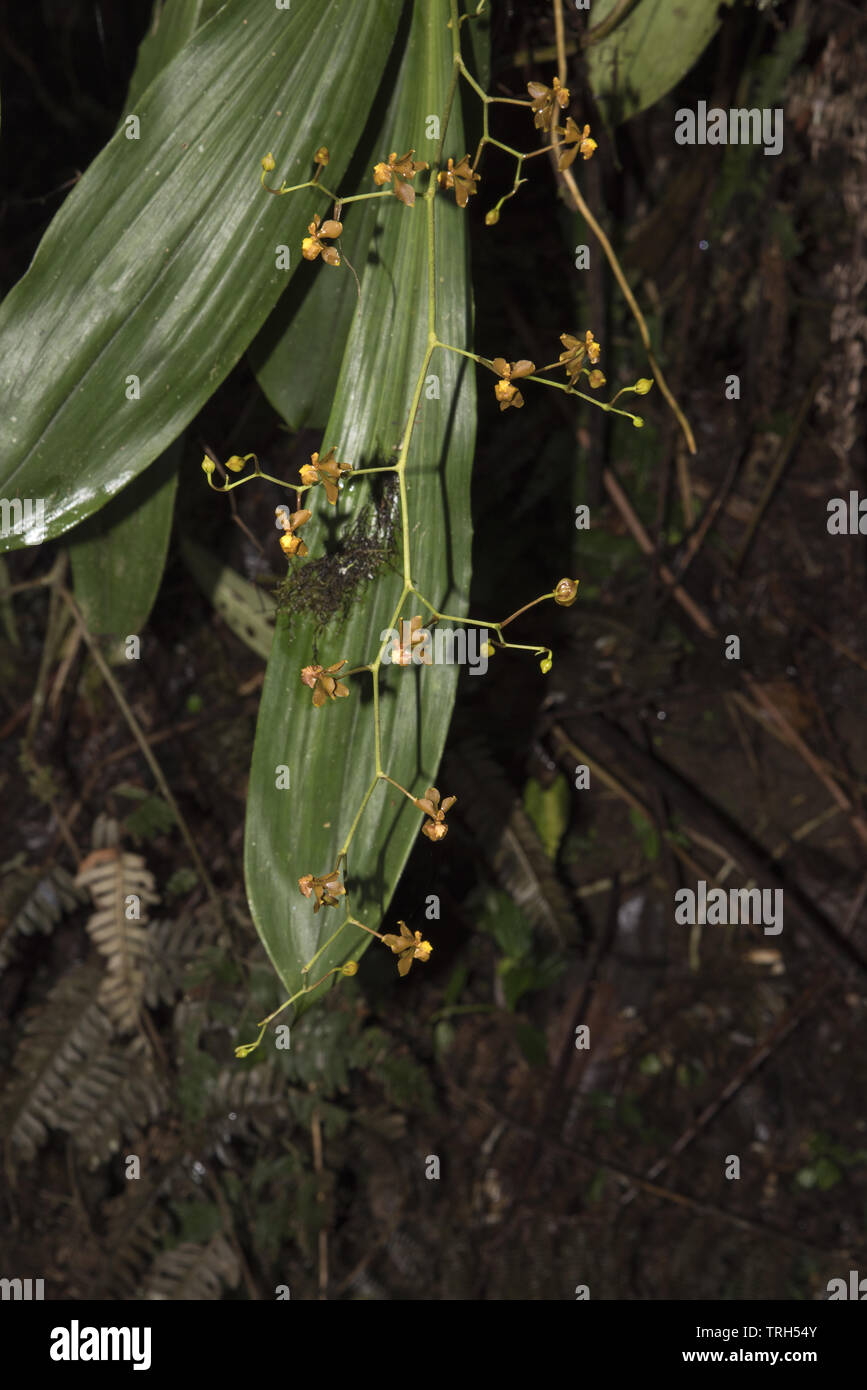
[[540, 656, 553, 674], [633, 378, 653, 395]]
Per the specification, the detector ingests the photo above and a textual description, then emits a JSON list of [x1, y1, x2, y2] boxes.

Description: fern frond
[[57, 1045, 169, 1167], [2, 964, 111, 1163], [142, 1233, 240, 1300], [100, 1189, 174, 1298], [0, 863, 86, 974], [76, 845, 159, 1034], [145, 908, 229, 1008]]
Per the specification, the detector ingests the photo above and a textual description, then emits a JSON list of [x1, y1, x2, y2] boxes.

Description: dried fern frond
[[142, 1233, 240, 1300], [76, 845, 159, 1034], [0, 863, 87, 975]]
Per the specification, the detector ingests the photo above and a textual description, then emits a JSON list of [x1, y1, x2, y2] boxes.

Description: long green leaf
[[249, 215, 370, 432], [587, 0, 732, 126], [243, 0, 476, 1019], [65, 3, 228, 638], [0, 0, 404, 552], [248, 20, 410, 431], [68, 437, 181, 637], [125, 0, 226, 109]]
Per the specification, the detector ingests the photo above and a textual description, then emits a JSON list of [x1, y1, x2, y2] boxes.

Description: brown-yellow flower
[[380, 920, 433, 976], [557, 117, 597, 170], [491, 357, 535, 411], [558, 330, 601, 387], [300, 659, 350, 708], [276, 507, 312, 558], [391, 614, 432, 666], [415, 787, 456, 841], [299, 446, 352, 505], [302, 212, 343, 266], [373, 149, 428, 207], [298, 868, 346, 913], [527, 77, 570, 131], [437, 154, 479, 209]]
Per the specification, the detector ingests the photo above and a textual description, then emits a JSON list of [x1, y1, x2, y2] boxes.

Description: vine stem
[[379, 772, 419, 806], [553, 0, 567, 86], [550, 0, 696, 455]]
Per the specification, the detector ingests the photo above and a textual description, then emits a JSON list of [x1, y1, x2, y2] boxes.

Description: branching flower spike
[[220, 8, 707, 1057]]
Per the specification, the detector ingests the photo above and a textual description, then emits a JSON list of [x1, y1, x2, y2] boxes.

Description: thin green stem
[[349, 918, 386, 942], [336, 776, 379, 865], [378, 772, 419, 806], [498, 640, 550, 658], [302, 919, 352, 976], [395, 346, 434, 584], [235, 966, 343, 1057], [334, 190, 394, 206], [412, 591, 501, 630], [206, 468, 309, 494], [457, 61, 487, 105], [500, 591, 554, 630], [373, 664, 382, 773]]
